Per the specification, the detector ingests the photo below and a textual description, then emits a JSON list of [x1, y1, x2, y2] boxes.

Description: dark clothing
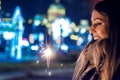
[[112, 64, 120, 80]]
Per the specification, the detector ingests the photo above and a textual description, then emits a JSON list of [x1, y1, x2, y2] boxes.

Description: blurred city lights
[[29, 34, 34, 44], [52, 17, 71, 39], [47, 3, 65, 22], [42, 18, 48, 24], [28, 19, 33, 24], [0, 0, 91, 62], [33, 15, 43, 26], [31, 45, 39, 51], [21, 39, 29, 47], [60, 43, 68, 51], [38, 33, 44, 42], [12, 6, 24, 24], [3, 31, 15, 40], [70, 34, 79, 40], [88, 34, 92, 43], [80, 28, 86, 34], [77, 37, 84, 46]]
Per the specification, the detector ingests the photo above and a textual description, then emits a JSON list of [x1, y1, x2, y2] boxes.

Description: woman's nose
[[89, 26, 95, 34]]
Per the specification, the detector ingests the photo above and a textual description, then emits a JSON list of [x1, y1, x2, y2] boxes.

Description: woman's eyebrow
[[93, 18, 105, 22]]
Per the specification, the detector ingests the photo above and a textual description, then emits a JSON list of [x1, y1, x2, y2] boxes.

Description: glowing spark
[[42, 47, 53, 70], [43, 48, 52, 57]]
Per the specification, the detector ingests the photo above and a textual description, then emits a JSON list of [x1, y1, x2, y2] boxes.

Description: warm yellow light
[[28, 19, 33, 24], [70, 34, 79, 40], [29, 34, 34, 44]]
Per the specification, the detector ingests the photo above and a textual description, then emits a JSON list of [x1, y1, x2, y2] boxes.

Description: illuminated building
[[10, 6, 24, 59]]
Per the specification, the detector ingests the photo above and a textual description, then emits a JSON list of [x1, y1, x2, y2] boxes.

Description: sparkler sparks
[[43, 47, 52, 70], [43, 48, 52, 57], [40, 46, 54, 70]]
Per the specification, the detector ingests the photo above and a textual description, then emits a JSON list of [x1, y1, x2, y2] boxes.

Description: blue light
[[33, 20, 41, 26], [31, 45, 39, 51], [88, 34, 92, 43], [61, 43, 68, 51], [33, 15, 43, 26], [80, 28, 86, 34], [10, 6, 24, 60], [12, 6, 24, 24], [33, 33, 38, 40], [77, 37, 84, 46], [3, 31, 15, 40], [21, 39, 29, 47], [10, 47, 16, 57], [38, 33, 44, 42]]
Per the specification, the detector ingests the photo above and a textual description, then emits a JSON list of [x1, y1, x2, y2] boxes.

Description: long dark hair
[[94, 1, 120, 80], [73, 1, 120, 80]]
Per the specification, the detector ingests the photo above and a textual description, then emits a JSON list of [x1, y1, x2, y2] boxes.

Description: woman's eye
[[93, 23, 102, 27]]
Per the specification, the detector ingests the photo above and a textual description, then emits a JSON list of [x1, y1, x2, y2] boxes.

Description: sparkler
[[38, 29, 54, 75], [40, 46, 53, 76], [43, 47, 52, 70], [40, 44, 53, 71]]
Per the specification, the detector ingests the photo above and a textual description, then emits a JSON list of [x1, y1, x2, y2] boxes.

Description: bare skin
[[89, 9, 109, 40]]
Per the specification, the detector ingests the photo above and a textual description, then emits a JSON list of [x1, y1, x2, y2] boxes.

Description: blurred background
[[0, 0, 99, 80]]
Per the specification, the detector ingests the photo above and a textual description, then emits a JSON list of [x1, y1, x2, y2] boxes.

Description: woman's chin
[[93, 37, 101, 40]]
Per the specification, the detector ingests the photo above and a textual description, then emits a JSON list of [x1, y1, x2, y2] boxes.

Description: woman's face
[[89, 9, 109, 40]]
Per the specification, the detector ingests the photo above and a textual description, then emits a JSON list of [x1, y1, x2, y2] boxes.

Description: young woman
[[72, 1, 120, 80]]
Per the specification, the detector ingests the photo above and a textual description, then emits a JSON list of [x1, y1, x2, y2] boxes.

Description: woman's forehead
[[91, 10, 108, 22]]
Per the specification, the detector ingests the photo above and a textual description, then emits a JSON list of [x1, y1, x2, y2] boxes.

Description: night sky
[[2, 0, 92, 24]]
